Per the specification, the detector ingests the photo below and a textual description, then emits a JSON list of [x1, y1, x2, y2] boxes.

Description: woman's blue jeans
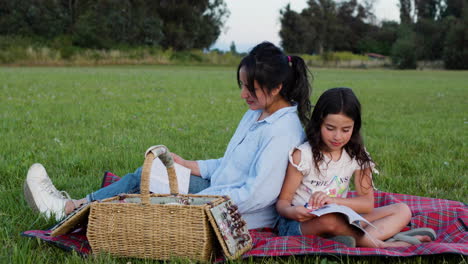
[[86, 167, 210, 202]]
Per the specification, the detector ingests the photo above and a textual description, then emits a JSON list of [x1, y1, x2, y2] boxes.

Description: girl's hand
[[308, 191, 335, 209], [290, 205, 317, 222]]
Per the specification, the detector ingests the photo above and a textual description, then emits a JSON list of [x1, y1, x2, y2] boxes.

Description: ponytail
[[282, 55, 312, 127], [237, 42, 313, 127]]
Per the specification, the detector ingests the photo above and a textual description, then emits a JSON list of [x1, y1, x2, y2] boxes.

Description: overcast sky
[[212, 0, 400, 52]]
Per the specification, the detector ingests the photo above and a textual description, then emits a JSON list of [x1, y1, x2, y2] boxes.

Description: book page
[[310, 204, 373, 227], [310, 204, 379, 243], [149, 157, 191, 194]]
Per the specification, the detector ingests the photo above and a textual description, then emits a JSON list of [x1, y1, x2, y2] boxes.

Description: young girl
[[24, 42, 312, 230], [276, 87, 436, 247]]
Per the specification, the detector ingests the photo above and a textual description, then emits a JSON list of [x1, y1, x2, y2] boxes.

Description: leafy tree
[[0, 0, 68, 37], [358, 21, 399, 55], [302, 0, 339, 54], [73, 0, 164, 48], [442, 8, 468, 69], [414, 18, 445, 60], [441, 0, 465, 18], [391, 25, 417, 69], [414, 0, 442, 20], [280, 0, 376, 54], [396, 0, 464, 63], [279, 4, 316, 53], [334, 0, 373, 53], [0, 0, 228, 50], [399, 0, 413, 24], [229, 41, 237, 54], [56, 0, 94, 34], [0, 1, 31, 35], [157, 0, 229, 50]]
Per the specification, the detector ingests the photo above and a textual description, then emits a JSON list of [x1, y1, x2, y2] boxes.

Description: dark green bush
[[391, 27, 417, 69], [170, 51, 204, 63], [0, 36, 34, 63], [52, 35, 78, 60], [442, 15, 468, 69]]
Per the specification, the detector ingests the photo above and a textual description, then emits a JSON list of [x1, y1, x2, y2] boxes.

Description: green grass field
[[1, 66, 466, 263]]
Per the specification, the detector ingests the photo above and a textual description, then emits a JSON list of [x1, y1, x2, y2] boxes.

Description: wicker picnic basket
[[86, 145, 252, 261]]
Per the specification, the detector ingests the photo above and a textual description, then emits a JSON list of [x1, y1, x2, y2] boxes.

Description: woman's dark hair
[[236, 41, 312, 126], [306, 87, 373, 180]]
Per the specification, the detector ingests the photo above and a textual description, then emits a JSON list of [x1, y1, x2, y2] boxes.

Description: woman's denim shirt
[[197, 105, 305, 229]]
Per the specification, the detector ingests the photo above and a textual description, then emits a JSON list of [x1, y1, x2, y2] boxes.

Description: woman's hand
[[170, 152, 201, 176], [170, 152, 185, 166], [307, 191, 335, 210]]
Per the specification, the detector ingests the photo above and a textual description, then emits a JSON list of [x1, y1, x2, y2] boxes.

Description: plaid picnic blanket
[[22, 172, 468, 257]]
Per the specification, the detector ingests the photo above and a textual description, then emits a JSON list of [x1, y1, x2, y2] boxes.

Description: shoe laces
[[40, 178, 67, 199], [60, 190, 72, 201], [36, 176, 81, 213]]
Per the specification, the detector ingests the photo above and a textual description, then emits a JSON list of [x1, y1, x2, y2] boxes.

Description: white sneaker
[[23, 163, 68, 221]]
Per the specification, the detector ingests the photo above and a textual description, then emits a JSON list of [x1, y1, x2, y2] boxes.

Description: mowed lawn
[[1, 66, 466, 263]]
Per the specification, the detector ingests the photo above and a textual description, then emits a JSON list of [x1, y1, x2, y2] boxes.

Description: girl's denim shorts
[[277, 216, 302, 236]]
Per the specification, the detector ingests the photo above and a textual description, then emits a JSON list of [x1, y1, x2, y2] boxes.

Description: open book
[[309, 203, 377, 234], [150, 157, 191, 194]]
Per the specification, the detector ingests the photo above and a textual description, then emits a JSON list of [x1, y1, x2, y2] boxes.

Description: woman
[[24, 42, 312, 230]]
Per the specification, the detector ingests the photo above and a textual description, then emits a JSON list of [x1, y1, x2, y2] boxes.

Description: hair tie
[[287, 56, 292, 67]]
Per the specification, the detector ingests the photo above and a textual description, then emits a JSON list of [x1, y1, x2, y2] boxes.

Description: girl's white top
[[289, 142, 374, 206]]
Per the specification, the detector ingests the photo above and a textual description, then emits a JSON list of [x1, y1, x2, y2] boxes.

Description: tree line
[[1, 0, 466, 69], [0, 0, 228, 51], [280, 0, 467, 69]]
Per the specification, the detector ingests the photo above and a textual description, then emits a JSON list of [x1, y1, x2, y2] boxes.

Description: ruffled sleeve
[[288, 142, 312, 176]]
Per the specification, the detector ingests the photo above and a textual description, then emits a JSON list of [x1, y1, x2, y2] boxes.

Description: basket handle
[[141, 145, 179, 205]]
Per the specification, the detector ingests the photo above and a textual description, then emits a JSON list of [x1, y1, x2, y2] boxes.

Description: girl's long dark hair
[[306, 87, 373, 179], [236, 41, 312, 126]]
